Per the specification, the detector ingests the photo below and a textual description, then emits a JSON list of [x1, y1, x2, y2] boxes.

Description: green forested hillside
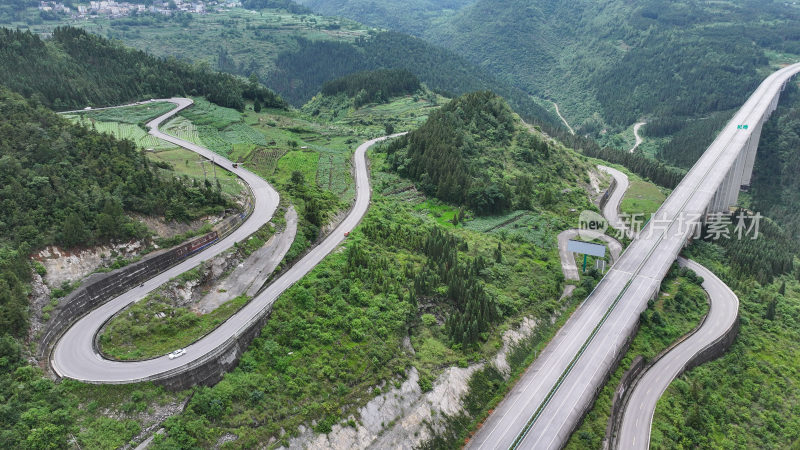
[[0, 86, 230, 335], [385, 91, 590, 214], [646, 242, 800, 448], [264, 31, 559, 127], [0, 88, 234, 449], [0, 89, 230, 253], [428, 0, 799, 128], [750, 83, 800, 241], [0, 27, 286, 111], [0, 7, 561, 129], [302, 0, 800, 150], [320, 69, 421, 107], [295, 0, 473, 35]]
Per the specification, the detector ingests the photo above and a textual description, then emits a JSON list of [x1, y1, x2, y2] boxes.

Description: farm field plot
[[493, 213, 566, 248], [244, 108, 355, 150], [70, 118, 173, 150], [10, 7, 369, 82], [316, 152, 354, 201], [197, 125, 232, 156], [230, 143, 256, 164], [275, 150, 319, 186], [180, 97, 242, 129], [224, 122, 270, 147], [463, 210, 529, 233], [413, 200, 460, 227], [78, 102, 175, 123], [464, 210, 565, 248], [303, 90, 447, 137], [171, 99, 378, 204], [148, 148, 244, 198], [348, 94, 444, 130], [163, 116, 202, 146], [246, 148, 287, 179]]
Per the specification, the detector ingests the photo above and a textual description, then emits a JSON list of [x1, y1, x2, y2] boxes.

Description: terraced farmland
[[224, 122, 270, 147], [179, 97, 241, 129], [246, 147, 287, 178], [197, 125, 232, 155], [464, 210, 565, 248], [72, 118, 173, 150], [316, 152, 354, 200], [79, 102, 175, 124], [163, 116, 202, 146]]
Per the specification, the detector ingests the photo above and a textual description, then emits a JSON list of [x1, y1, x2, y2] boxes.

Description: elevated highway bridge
[[467, 62, 800, 449]]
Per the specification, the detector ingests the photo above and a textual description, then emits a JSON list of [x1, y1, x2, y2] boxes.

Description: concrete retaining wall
[[38, 208, 251, 368], [605, 313, 740, 449], [142, 309, 272, 390], [599, 177, 618, 210], [603, 355, 645, 448]]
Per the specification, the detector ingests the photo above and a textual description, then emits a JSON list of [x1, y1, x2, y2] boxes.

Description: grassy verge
[[99, 293, 250, 361], [621, 179, 668, 220], [98, 221, 277, 360], [148, 147, 245, 198]]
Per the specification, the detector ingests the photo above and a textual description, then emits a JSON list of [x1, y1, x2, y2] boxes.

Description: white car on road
[[168, 349, 186, 360]]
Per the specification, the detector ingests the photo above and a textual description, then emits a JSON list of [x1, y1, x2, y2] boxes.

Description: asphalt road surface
[[630, 122, 646, 153], [52, 97, 402, 383], [616, 257, 738, 449], [467, 62, 800, 450], [597, 165, 630, 233]]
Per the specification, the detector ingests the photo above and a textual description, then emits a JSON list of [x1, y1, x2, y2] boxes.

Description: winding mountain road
[[52, 98, 402, 384], [598, 165, 630, 232], [630, 122, 646, 153], [616, 257, 739, 449], [596, 166, 739, 450], [552, 101, 575, 135]]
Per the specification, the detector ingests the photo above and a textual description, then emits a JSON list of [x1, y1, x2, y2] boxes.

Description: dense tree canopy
[[750, 84, 800, 244], [0, 88, 230, 252], [0, 27, 286, 111], [265, 32, 559, 129], [594, 32, 767, 126], [385, 91, 590, 215], [320, 69, 421, 107]]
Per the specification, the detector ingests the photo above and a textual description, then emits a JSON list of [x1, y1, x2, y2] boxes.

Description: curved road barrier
[[597, 165, 630, 233], [52, 98, 279, 383], [615, 257, 739, 449], [52, 97, 403, 387]]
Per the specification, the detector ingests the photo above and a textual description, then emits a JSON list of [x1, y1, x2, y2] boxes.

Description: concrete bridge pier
[[739, 121, 762, 187], [705, 76, 792, 215]]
